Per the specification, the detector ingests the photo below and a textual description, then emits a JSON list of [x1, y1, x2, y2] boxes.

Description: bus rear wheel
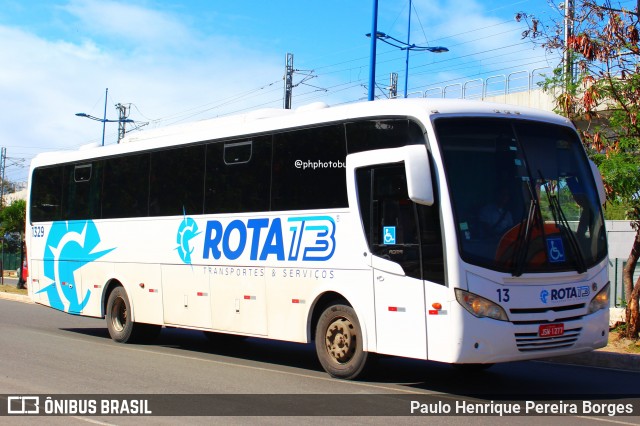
[[106, 286, 160, 343], [315, 304, 371, 380]]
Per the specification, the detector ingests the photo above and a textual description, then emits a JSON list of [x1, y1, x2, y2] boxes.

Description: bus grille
[[509, 303, 585, 315], [509, 304, 585, 352], [514, 326, 582, 352]]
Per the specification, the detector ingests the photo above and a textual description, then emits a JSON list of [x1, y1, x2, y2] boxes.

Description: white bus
[[26, 99, 610, 380]]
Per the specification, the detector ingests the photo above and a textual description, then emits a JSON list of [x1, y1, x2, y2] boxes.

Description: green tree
[[0, 199, 26, 237], [517, 0, 640, 339], [1, 199, 26, 287]]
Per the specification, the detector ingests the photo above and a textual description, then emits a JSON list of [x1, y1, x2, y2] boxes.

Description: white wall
[[607, 220, 636, 259], [3, 188, 27, 205], [606, 220, 639, 308]]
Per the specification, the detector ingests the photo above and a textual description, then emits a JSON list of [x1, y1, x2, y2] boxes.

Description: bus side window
[[204, 136, 271, 214], [356, 163, 445, 284], [63, 163, 102, 220], [346, 119, 424, 153], [150, 144, 205, 216], [30, 166, 63, 222], [271, 125, 347, 211], [102, 154, 150, 219]]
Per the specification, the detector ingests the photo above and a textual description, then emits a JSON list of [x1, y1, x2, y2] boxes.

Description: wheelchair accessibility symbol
[[546, 237, 566, 263], [382, 226, 396, 245]]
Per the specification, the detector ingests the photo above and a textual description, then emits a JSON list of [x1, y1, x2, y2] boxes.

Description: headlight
[[455, 288, 508, 321], [588, 282, 610, 314]]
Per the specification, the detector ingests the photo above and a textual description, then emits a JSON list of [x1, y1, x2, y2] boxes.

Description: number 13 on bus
[[26, 99, 609, 379]]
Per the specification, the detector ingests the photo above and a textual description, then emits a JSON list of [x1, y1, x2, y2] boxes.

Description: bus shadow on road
[[159, 326, 326, 373], [61, 324, 459, 383], [61, 327, 556, 394]]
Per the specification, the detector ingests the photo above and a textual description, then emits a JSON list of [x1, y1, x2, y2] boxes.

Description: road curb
[[0, 291, 33, 304]]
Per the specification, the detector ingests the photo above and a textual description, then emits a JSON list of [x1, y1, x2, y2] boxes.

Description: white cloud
[[59, 0, 194, 51], [0, 0, 558, 183], [375, 0, 552, 95], [0, 2, 285, 183]]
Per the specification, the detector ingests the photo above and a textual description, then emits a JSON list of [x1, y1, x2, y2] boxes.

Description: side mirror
[[346, 144, 434, 206], [589, 160, 606, 205], [404, 145, 434, 206]]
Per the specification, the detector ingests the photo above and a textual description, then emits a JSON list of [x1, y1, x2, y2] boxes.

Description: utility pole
[[388, 73, 398, 99], [116, 103, 131, 143], [76, 90, 134, 145], [0, 147, 3, 282], [0, 147, 6, 209], [563, 0, 575, 91], [284, 53, 294, 109], [101, 88, 108, 146], [404, 0, 412, 98]]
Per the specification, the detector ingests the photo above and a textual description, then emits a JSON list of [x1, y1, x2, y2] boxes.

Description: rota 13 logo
[[176, 216, 201, 264], [539, 286, 590, 304], [38, 221, 114, 313], [175, 215, 336, 263]]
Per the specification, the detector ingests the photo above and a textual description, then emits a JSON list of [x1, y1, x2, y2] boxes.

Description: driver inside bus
[[478, 186, 514, 236]]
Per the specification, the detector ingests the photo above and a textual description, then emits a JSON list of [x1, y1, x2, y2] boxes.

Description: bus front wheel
[[315, 304, 371, 380], [106, 286, 160, 343]]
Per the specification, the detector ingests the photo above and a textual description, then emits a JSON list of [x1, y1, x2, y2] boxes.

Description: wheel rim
[[110, 296, 127, 332], [324, 316, 356, 364]]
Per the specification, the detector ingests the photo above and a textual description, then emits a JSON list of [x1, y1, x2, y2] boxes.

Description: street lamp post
[[368, 0, 379, 101], [75, 88, 133, 146], [367, 0, 448, 100], [404, 0, 412, 98]]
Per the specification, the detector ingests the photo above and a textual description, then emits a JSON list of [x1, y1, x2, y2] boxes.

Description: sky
[[0, 0, 565, 184]]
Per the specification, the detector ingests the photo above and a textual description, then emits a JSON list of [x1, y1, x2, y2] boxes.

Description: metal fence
[[609, 258, 640, 308], [1, 253, 21, 272], [422, 68, 551, 100]]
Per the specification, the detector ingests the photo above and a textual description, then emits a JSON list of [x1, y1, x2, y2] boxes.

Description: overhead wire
[[194, 13, 539, 116], [9, 5, 556, 184], [130, 79, 284, 127]]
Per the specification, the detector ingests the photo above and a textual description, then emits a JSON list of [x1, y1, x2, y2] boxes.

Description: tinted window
[[150, 145, 205, 216], [30, 119, 428, 222], [272, 125, 347, 211], [436, 117, 606, 274], [102, 154, 150, 219], [204, 137, 271, 214], [224, 141, 252, 164], [30, 166, 63, 222], [63, 162, 103, 220], [356, 163, 444, 284], [346, 119, 424, 154]]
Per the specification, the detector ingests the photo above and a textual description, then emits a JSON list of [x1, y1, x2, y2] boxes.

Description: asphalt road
[[0, 276, 20, 287], [0, 297, 639, 425]]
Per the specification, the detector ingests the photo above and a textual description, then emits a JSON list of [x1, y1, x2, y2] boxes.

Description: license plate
[[539, 323, 564, 337]]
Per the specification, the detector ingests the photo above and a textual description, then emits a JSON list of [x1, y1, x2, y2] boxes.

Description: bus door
[[355, 162, 427, 358], [347, 145, 447, 359]]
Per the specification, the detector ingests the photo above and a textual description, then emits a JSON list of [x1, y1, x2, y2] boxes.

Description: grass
[[607, 330, 640, 355], [0, 284, 28, 296]]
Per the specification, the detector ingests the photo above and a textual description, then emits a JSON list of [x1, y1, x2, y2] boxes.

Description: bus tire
[[106, 286, 161, 343], [315, 304, 370, 380]]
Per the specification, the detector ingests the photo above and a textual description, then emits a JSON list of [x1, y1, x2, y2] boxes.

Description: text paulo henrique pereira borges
[[410, 400, 635, 416]]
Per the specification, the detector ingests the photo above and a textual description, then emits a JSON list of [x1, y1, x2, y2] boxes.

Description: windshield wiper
[[539, 171, 587, 274], [511, 178, 537, 277]]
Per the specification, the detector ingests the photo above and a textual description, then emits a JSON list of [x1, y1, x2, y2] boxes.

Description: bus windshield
[[435, 117, 607, 275]]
